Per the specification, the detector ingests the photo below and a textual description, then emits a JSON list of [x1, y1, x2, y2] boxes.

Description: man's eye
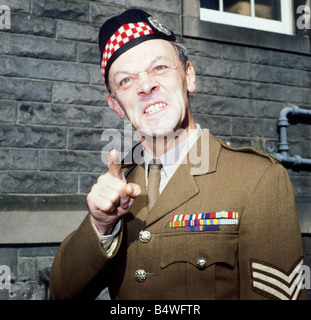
[[120, 78, 131, 86], [154, 65, 166, 72]]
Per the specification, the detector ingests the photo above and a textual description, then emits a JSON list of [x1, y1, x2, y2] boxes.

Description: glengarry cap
[[98, 9, 176, 84]]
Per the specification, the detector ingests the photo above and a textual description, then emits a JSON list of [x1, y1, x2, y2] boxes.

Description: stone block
[[17, 258, 36, 281], [6, 281, 37, 300], [288, 140, 311, 159], [39, 150, 105, 173], [79, 173, 101, 194], [0, 78, 52, 102], [67, 128, 104, 150], [191, 55, 226, 77], [78, 42, 102, 64], [0, 171, 78, 194], [127, 0, 180, 14], [251, 82, 287, 102], [89, 3, 126, 25], [218, 78, 252, 99], [0, 124, 66, 148], [151, 11, 181, 35], [286, 122, 311, 141], [103, 107, 124, 129], [19, 103, 103, 128], [192, 94, 253, 117], [285, 86, 311, 105], [7, 0, 30, 13], [185, 38, 222, 59], [291, 176, 311, 196], [37, 257, 55, 272], [193, 114, 231, 136], [249, 47, 311, 71], [266, 66, 305, 87], [0, 100, 17, 123], [94, 0, 126, 4], [32, 0, 89, 22], [19, 246, 59, 257], [251, 100, 284, 119], [231, 117, 277, 138], [195, 76, 218, 95], [225, 60, 265, 82], [220, 42, 250, 62], [303, 236, 311, 255], [91, 65, 105, 86], [0, 33, 77, 61], [52, 82, 106, 106], [0, 149, 38, 170], [0, 56, 89, 83], [57, 19, 98, 42], [9, 12, 56, 37], [0, 247, 17, 279]]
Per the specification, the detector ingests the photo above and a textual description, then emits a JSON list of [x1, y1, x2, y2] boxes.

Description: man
[[49, 9, 305, 300]]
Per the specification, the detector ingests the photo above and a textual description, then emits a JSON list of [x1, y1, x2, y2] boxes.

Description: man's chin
[[136, 126, 180, 138]]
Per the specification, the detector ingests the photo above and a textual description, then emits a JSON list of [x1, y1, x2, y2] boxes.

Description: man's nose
[[136, 72, 158, 95]]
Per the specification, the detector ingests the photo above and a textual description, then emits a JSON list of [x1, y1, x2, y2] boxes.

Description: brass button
[[139, 230, 151, 243], [225, 140, 232, 146], [134, 269, 146, 283], [196, 257, 207, 269]]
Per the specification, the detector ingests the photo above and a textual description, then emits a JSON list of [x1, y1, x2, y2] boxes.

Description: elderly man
[[50, 9, 305, 300]]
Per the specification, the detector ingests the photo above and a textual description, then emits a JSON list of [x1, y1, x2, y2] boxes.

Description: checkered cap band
[[101, 22, 154, 78]]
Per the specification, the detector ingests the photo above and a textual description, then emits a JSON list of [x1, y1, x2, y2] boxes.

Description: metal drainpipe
[[39, 267, 51, 300], [272, 105, 311, 169]]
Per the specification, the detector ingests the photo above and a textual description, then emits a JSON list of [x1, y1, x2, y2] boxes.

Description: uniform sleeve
[[238, 162, 306, 300], [49, 214, 123, 300]]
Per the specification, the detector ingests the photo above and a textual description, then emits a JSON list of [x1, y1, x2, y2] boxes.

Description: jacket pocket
[[159, 232, 238, 299]]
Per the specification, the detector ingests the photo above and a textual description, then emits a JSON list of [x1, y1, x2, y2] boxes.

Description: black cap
[[99, 9, 176, 84]]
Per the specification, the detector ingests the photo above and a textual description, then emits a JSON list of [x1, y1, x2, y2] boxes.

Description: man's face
[[107, 39, 196, 137]]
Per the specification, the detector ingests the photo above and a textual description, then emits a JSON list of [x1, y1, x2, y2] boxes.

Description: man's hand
[[87, 149, 141, 235]]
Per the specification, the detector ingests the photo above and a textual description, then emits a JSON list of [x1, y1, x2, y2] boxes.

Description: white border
[[200, 0, 293, 35]]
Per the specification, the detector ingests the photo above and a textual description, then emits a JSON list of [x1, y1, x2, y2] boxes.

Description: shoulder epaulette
[[218, 139, 280, 164]]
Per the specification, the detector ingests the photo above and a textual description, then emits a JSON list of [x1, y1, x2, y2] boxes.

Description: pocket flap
[[160, 232, 238, 269]]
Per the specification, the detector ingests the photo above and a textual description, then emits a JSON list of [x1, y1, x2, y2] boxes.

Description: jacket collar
[[122, 129, 221, 175]]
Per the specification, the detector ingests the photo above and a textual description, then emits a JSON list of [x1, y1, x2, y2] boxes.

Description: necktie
[[147, 160, 162, 211]]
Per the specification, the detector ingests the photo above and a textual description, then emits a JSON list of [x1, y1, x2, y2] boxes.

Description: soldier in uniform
[[49, 9, 305, 300]]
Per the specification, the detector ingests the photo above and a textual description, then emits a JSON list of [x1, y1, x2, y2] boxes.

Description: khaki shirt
[[50, 130, 305, 300]]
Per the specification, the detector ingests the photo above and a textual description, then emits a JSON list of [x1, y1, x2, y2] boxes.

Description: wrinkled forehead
[[108, 39, 179, 78]]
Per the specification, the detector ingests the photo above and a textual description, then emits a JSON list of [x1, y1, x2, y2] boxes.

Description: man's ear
[[186, 61, 196, 93], [107, 94, 125, 119]]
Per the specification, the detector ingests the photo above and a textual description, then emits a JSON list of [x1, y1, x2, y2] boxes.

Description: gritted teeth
[[144, 103, 167, 114]]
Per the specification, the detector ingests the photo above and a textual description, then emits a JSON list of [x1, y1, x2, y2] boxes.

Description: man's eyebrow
[[113, 56, 175, 78]]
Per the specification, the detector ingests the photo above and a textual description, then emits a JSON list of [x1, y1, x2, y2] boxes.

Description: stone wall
[[0, 244, 57, 300], [0, 0, 310, 300]]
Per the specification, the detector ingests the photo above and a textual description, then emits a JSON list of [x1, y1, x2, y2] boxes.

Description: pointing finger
[[108, 149, 123, 180], [126, 183, 141, 198]]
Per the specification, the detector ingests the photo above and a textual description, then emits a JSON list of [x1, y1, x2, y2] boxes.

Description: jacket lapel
[[145, 161, 199, 227], [124, 164, 149, 223], [145, 129, 221, 227]]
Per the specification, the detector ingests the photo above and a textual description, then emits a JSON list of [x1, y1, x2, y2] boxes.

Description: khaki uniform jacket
[[50, 130, 305, 300]]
